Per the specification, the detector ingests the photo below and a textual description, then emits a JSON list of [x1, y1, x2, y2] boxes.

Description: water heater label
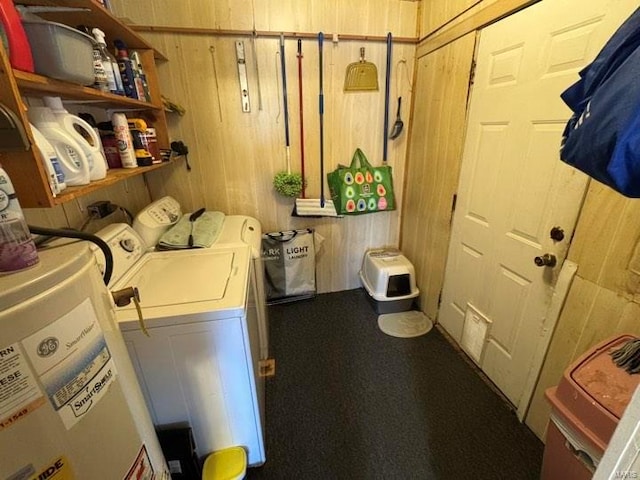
[[21, 299, 118, 429], [0, 342, 45, 431]]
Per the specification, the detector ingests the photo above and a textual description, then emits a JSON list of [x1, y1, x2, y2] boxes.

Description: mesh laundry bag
[[261, 228, 316, 304]]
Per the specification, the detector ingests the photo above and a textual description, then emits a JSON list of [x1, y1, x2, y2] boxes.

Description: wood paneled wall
[[420, 0, 484, 37], [24, 177, 152, 233], [98, 0, 419, 293], [527, 183, 640, 438], [400, 33, 475, 321]]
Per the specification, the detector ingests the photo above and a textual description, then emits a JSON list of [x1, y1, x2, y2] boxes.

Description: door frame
[[439, 10, 592, 419]]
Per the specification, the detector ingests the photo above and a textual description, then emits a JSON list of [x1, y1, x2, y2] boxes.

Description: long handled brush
[[294, 32, 340, 217]]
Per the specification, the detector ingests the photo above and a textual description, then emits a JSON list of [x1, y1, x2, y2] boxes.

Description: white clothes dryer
[[95, 224, 265, 466]]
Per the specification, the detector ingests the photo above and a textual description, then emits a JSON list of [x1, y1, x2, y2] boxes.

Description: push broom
[[294, 32, 340, 217]]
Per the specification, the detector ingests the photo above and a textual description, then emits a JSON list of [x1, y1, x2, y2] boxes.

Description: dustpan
[[344, 47, 379, 92]]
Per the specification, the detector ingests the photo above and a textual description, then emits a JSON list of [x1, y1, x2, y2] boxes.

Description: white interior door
[[439, 0, 639, 412]]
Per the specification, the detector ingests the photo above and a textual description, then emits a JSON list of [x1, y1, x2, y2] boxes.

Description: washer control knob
[[120, 238, 136, 252]]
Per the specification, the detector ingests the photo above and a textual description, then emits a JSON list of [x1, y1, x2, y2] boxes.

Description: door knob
[[534, 254, 557, 267]]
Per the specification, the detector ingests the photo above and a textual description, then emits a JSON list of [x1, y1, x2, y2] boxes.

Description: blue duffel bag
[[560, 7, 640, 197]]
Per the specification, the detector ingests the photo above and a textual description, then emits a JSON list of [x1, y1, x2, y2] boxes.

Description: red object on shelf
[[0, 0, 34, 72]]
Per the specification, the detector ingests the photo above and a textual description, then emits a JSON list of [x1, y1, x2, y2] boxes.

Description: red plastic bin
[[541, 334, 640, 479]]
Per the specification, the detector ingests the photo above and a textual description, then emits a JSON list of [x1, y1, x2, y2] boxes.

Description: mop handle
[[319, 32, 325, 207], [298, 38, 306, 198], [383, 32, 391, 166], [279, 34, 291, 169]]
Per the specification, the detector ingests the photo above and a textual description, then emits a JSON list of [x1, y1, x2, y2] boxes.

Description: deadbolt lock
[[550, 226, 565, 242], [534, 254, 557, 268]]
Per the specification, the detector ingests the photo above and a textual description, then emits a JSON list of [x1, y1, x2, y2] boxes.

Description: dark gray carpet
[[247, 289, 543, 479]]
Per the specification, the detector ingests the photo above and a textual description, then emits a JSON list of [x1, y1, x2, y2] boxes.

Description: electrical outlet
[[88, 201, 115, 219]]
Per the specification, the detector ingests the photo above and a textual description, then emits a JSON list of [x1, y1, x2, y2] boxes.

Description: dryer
[[95, 224, 265, 466]]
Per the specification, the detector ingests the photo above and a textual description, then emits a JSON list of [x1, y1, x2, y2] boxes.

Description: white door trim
[[516, 258, 579, 420]]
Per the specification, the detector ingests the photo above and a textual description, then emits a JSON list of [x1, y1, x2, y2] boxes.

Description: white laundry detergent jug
[[43, 96, 107, 181], [30, 123, 66, 195], [28, 107, 91, 186]]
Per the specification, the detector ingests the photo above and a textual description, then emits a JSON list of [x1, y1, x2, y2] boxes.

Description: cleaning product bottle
[[130, 51, 150, 102], [114, 39, 138, 100], [78, 25, 109, 92], [28, 107, 91, 186], [0, 166, 39, 273], [111, 113, 137, 168], [92, 28, 124, 95], [30, 123, 66, 196], [127, 118, 153, 166], [97, 121, 122, 168], [43, 96, 107, 181], [0, 0, 34, 72]]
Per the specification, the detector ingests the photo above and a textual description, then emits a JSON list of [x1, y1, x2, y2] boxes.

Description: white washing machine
[[95, 223, 265, 466], [133, 197, 269, 360]]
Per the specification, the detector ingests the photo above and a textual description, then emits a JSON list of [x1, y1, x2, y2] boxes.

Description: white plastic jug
[[43, 96, 107, 181], [28, 107, 91, 186], [30, 123, 66, 195]]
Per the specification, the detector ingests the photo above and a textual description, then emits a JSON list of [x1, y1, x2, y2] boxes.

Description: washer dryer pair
[[95, 199, 267, 466]]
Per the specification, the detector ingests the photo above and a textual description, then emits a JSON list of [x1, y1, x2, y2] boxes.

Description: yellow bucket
[[201, 447, 247, 480]]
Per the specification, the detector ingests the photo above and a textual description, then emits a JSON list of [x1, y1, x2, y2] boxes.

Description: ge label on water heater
[[0, 342, 45, 431], [21, 299, 118, 430]]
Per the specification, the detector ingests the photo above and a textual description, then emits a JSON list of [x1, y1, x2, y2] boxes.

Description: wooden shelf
[[14, 70, 162, 110], [0, 1, 171, 209], [52, 162, 171, 205], [14, 0, 167, 60]]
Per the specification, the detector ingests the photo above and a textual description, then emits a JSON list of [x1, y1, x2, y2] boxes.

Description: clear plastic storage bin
[[22, 19, 94, 85]]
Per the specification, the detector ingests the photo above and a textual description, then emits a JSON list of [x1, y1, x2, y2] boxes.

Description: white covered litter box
[[359, 248, 419, 314]]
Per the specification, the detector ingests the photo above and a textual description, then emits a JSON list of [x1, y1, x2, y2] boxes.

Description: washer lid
[[113, 246, 252, 325], [118, 250, 233, 307]]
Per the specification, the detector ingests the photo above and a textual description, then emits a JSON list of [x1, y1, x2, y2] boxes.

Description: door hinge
[[469, 59, 477, 87], [450, 193, 457, 225]]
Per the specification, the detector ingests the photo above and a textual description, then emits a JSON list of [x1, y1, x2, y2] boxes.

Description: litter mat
[[378, 310, 433, 338]]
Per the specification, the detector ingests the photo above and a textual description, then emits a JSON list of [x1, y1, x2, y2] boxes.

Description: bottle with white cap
[[112, 112, 137, 168], [28, 107, 91, 186], [43, 96, 107, 181], [0, 166, 39, 273], [30, 123, 66, 196], [92, 27, 125, 95]]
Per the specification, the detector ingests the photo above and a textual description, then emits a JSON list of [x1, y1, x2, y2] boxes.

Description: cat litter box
[[359, 248, 419, 314]]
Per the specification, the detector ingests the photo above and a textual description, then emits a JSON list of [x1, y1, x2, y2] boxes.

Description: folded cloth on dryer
[[158, 211, 225, 249]]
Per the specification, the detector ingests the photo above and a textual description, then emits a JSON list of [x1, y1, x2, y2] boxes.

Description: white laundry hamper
[[359, 248, 419, 314]]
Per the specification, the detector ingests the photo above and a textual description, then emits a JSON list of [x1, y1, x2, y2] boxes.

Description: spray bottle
[[0, 166, 39, 273], [92, 28, 124, 95]]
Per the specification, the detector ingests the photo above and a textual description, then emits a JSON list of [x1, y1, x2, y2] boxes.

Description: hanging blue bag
[[560, 7, 640, 197]]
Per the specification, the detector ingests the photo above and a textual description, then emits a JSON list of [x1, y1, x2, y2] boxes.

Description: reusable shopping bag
[[261, 229, 316, 303], [327, 148, 396, 215], [560, 7, 640, 197]]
